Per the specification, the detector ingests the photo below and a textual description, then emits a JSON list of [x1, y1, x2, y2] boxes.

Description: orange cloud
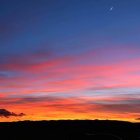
[[1, 46, 140, 122]]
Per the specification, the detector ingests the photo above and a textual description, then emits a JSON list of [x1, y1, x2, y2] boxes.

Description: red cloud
[[1, 46, 140, 121]]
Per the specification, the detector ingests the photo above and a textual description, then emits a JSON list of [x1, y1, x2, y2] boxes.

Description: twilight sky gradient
[[1, 0, 140, 122]]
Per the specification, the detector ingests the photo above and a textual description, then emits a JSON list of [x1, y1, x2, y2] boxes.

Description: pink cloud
[[1, 46, 140, 102]]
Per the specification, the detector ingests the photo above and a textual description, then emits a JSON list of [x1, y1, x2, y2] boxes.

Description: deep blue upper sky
[[1, 0, 140, 58]]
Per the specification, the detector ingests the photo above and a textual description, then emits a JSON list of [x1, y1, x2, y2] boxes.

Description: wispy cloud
[[135, 118, 140, 120], [0, 109, 25, 118]]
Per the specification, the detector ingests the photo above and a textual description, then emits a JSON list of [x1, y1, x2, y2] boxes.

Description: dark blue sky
[[1, 0, 140, 57]]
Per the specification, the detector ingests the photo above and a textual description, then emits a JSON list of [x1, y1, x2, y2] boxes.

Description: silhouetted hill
[[0, 120, 140, 140]]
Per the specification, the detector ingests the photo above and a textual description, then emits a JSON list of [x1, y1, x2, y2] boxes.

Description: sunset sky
[[0, 0, 140, 122]]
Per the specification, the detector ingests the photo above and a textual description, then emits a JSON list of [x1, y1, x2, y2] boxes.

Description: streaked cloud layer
[[0, 0, 140, 122]]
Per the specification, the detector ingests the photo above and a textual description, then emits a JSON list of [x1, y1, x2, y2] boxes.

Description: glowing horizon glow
[[0, 0, 140, 122]]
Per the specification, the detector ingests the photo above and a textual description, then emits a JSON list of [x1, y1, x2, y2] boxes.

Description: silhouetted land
[[0, 120, 140, 140]]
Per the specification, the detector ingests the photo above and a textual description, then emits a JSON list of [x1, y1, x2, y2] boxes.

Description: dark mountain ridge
[[0, 120, 139, 140]]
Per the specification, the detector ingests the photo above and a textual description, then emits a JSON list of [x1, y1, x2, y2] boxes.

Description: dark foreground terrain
[[0, 120, 140, 140]]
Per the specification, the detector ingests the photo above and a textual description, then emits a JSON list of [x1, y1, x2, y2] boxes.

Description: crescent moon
[[110, 6, 114, 11]]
